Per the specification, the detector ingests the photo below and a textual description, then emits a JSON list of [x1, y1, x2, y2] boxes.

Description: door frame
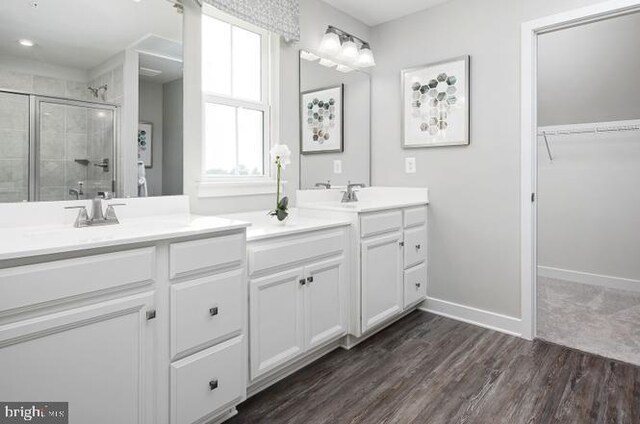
[[519, 0, 640, 339]]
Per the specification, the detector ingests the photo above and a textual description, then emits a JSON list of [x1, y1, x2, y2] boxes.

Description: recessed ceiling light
[[18, 39, 34, 47]]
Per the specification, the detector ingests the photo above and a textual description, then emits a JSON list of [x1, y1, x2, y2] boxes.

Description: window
[[202, 8, 274, 179]]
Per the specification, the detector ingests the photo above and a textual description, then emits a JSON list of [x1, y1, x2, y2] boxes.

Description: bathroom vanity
[[0, 197, 250, 424], [297, 187, 430, 343]]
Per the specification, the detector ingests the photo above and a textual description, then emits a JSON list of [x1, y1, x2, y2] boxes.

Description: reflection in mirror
[[299, 49, 370, 189], [0, 0, 183, 202]]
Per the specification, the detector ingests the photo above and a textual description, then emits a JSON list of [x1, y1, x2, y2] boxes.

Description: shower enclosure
[[0, 90, 117, 202]]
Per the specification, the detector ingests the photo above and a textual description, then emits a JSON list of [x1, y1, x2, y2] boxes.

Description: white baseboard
[[537, 266, 640, 293], [419, 297, 522, 337]]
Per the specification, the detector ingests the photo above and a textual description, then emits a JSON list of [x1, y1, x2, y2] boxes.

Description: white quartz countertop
[[0, 214, 250, 262], [220, 209, 351, 241], [0, 196, 251, 262], [296, 186, 429, 213]]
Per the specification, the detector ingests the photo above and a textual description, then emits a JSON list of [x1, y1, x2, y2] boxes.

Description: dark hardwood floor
[[229, 311, 640, 424]]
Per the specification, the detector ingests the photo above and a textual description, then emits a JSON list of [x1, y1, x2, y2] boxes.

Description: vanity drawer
[[403, 225, 427, 269], [170, 336, 244, 424], [404, 262, 427, 308], [171, 269, 243, 358], [360, 210, 403, 238], [169, 232, 244, 279], [248, 229, 346, 276], [404, 206, 427, 228], [0, 247, 155, 314]]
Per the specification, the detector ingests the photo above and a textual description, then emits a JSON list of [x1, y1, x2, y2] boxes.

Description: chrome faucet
[[341, 181, 366, 203], [65, 191, 125, 228], [315, 181, 332, 189]]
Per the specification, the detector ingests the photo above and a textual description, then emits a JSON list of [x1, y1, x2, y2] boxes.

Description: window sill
[[197, 178, 286, 198]]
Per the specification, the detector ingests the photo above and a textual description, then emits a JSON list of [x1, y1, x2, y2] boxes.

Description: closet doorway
[[521, 1, 640, 363]]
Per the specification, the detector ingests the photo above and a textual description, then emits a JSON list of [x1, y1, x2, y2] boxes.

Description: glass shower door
[[36, 99, 115, 201], [0, 92, 30, 202]]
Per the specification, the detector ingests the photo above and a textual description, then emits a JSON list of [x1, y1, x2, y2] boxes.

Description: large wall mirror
[[299, 50, 370, 189], [0, 0, 183, 202]]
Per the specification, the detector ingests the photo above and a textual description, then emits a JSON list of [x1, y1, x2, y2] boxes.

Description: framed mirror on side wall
[[299, 50, 371, 189], [0, 0, 183, 202]]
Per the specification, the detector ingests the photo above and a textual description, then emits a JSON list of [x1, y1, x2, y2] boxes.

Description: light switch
[[333, 160, 342, 174], [405, 157, 416, 174]]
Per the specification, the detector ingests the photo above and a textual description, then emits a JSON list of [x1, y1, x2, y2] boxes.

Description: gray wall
[[163, 78, 183, 195], [138, 79, 163, 196], [538, 12, 640, 126], [369, 0, 604, 318], [300, 60, 370, 188]]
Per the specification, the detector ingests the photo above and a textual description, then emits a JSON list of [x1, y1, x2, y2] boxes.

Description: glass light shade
[[318, 30, 341, 55], [318, 58, 337, 68], [340, 37, 359, 63], [336, 64, 353, 73], [358, 45, 376, 67]]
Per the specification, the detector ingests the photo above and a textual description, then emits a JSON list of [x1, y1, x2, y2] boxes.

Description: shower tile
[[65, 106, 87, 133], [0, 129, 28, 159], [40, 131, 66, 159], [66, 80, 91, 102], [65, 161, 88, 188], [0, 102, 28, 131], [0, 69, 33, 92], [0, 159, 28, 191], [66, 133, 88, 159], [39, 187, 67, 202], [537, 277, 640, 365], [39, 160, 65, 187], [33, 76, 66, 97], [41, 104, 65, 133]]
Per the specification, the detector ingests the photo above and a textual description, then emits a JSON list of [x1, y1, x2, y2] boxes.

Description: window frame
[[199, 4, 280, 195]]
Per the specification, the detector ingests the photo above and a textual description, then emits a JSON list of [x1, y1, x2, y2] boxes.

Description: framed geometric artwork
[[300, 84, 344, 154], [138, 122, 153, 168], [401, 55, 470, 148]]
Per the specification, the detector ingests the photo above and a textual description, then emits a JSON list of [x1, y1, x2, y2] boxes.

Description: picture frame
[[401, 55, 470, 148], [138, 122, 153, 168], [300, 84, 344, 154]]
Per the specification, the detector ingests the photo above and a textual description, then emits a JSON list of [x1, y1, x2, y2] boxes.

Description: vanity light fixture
[[318, 27, 342, 56], [336, 64, 353, 73], [18, 39, 34, 47], [318, 58, 337, 68], [317, 26, 375, 70], [300, 50, 320, 62]]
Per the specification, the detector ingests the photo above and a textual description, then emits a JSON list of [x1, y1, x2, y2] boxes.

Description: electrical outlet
[[333, 160, 342, 174], [405, 157, 416, 174]]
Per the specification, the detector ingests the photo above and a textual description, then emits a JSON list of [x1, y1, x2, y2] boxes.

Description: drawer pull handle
[[415, 282, 421, 288], [299, 279, 306, 286], [209, 306, 219, 317], [209, 379, 218, 390], [416, 244, 421, 250], [399, 241, 405, 247], [146, 310, 156, 320], [307, 276, 314, 283]]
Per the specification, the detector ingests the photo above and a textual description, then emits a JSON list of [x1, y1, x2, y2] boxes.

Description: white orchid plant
[[268, 144, 291, 221]]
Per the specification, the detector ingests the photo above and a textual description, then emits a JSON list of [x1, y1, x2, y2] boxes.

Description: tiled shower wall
[[0, 65, 122, 201], [0, 92, 29, 202]]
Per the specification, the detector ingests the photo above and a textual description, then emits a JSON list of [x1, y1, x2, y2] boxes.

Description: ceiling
[[320, 0, 452, 26], [0, 0, 182, 72]]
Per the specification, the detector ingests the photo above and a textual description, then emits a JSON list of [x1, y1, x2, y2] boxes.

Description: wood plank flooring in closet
[[229, 311, 640, 424]]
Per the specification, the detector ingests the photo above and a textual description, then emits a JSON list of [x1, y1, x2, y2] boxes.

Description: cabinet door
[[303, 256, 347, 350], [404, 224, 427, 269], [249, 268, 305, 380], [0, 292, 156, 424], [361, 232, 404, 333]]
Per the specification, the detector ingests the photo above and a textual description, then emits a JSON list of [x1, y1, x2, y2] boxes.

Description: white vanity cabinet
[[246, 227, 349, 383], [0, 226, 249, 424], [0, 248, 158, 424]]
